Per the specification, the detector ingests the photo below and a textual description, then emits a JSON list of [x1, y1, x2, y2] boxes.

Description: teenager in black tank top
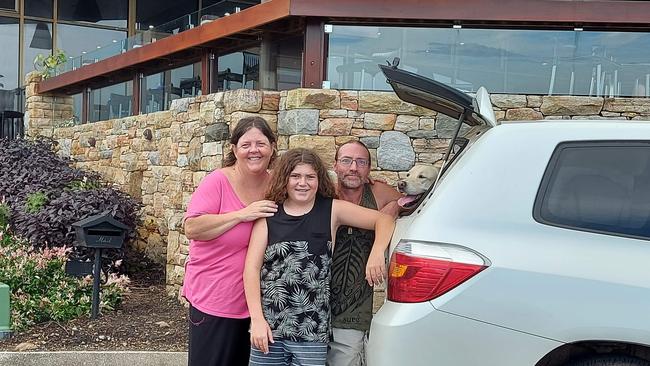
[[243, 148, 395, 366], [263, 194, 334, 343]]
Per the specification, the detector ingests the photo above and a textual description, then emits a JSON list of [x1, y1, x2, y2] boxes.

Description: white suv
[[367, 64, 650, 366]]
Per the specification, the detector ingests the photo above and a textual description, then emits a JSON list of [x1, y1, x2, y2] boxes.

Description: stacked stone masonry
[[25, 72, 650, 300]]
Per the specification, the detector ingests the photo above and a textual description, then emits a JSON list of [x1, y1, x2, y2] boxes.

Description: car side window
[[534, 141, 650, 240]]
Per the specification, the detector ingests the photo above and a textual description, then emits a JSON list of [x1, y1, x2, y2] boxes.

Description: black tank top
[[261, 195, 333, 343]]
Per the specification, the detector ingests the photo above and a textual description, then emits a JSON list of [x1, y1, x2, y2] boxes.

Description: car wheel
[[567, 355, 650, 366]]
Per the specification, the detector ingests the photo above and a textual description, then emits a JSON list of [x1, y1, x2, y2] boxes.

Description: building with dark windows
[[2, 0, 650, 121]]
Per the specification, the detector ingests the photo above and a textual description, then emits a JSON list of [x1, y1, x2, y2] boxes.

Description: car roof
[[485, 120, 650, 142], [502, 119, 650, 125], [497, 120, 650, 129]]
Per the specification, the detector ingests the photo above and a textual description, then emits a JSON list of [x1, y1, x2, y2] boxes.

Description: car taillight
[[388, 240, 489, 303]]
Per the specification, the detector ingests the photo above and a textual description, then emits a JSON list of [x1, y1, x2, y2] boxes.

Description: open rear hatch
[[379, 60, 498, 211], [379, 62, 495, 129]]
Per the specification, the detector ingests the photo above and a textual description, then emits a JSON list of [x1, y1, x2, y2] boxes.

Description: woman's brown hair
[[266, 148, 337, 204], [223, 116, 277, 168]]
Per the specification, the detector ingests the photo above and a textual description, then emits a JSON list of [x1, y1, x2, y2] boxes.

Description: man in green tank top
[[328, 141, 402, 366]]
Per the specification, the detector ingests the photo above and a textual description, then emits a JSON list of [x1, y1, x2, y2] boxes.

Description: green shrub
[[33, 49, 67, 79], [0, 231, 129, 331], [0, 202, 9, 229], [67, 177, 102, 191], [25, 191, 48, 213]]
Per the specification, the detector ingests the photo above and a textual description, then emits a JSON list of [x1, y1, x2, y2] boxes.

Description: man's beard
[[339, 174, 364, 189]]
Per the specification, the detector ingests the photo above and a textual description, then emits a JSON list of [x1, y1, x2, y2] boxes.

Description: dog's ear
[[327, 170, 338, 185]]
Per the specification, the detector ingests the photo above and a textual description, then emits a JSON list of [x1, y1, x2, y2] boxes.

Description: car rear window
[[534, 141, 650, 240]]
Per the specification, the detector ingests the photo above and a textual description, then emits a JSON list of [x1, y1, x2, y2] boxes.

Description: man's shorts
[[327, 328, 367, 366]]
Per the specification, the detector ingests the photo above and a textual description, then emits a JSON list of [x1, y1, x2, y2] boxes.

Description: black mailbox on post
[[72, 212, 128, 249], [70, 211, 128, 319]]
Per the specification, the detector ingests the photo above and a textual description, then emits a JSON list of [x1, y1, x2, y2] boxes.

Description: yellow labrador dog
[[397, 164, 440, 209]]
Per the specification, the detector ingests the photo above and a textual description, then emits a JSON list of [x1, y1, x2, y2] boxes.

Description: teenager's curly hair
[[266, 148, 337, 204]]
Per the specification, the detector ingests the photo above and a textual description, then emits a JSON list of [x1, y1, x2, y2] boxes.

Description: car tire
[[567, 355, 650, 366]]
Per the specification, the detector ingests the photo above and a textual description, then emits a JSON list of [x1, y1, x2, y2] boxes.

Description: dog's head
[[397, 164, 440, 208]]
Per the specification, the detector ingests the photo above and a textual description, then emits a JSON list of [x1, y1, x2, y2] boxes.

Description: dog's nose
[[397, 181, 406, 189]]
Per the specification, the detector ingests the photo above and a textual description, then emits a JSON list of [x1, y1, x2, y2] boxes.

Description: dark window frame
[[533, 140, 650, 241], [0, 0, 17, 12]]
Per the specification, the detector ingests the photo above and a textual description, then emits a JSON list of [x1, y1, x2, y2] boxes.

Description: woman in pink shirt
[[183, 117, 278, 366]]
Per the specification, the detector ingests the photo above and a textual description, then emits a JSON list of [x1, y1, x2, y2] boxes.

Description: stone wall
[[26, 77, 650, 297], [25, 72, 75, 138]]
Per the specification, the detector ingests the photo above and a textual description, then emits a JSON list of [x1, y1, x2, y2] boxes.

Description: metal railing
[[0, 111, 25, 140], [60, 1, 259, 75]]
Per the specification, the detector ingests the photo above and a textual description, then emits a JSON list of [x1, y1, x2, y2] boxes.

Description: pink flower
[[106, 274, 131, 289]]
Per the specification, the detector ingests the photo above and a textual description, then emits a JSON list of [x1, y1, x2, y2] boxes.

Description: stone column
[[24, 71, 75, 138]]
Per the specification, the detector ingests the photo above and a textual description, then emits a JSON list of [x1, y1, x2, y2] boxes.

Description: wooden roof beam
[[288, 0, 650, 25]]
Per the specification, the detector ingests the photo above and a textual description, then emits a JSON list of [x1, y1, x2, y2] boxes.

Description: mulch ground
[[0, 254, 189, 352]]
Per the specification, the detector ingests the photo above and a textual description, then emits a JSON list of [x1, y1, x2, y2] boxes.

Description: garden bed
[[0, 259, 188, 352]]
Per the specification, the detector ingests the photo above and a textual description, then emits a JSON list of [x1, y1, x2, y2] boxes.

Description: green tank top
[[330, 184, 378, 331]]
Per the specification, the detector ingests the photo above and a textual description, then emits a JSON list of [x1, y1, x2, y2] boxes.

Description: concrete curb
[[0, 351, 187, 366]]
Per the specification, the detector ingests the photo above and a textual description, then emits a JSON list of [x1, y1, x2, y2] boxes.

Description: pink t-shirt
[[182, 169, 253, 318]]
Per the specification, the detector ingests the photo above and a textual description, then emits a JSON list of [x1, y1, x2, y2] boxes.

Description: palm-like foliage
[[263, 278, 290, 309], [260, 239, 333, 342], [297, 315, 318, 337]]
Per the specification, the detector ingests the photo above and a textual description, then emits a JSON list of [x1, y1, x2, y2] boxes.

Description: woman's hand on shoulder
[[239, 200, 278, 222], [250, 318, 274, 354]]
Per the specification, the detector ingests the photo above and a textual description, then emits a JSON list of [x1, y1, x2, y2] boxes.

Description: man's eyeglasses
[[338, 157, 370, 167]]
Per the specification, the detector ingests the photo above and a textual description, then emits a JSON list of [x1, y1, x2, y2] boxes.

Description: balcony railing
[[59, 1, 259, 76]]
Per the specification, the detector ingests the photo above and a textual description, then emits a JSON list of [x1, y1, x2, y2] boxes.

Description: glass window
[[261, 35, 302, 91], [13, 87, 24, 113], [172, 63, 202, 99], [570, 31, 650, 97], [89, 81, 133, 122], [23, 21, 53, 86], [0, 17, 19, 112], [211, 36, 302, 92], [141, 72, 165, 114], [137, 0, 198, 30], [0, 0, 15, 10], [25, 0, 53, 19], [328, 26, 407, 92], [141, 63, 201, 114], [327, 25, 650, 97], [275, 36, 302, 90], [56, 23, 126, 63], [72, 93, 82, 124], [58, 0, 128, 28], [535, 142, 650, 240], [217, 48, 259, 91]]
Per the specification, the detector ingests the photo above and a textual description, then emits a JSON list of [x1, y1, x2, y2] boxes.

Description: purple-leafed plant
[[0, 138, 140, 258]]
